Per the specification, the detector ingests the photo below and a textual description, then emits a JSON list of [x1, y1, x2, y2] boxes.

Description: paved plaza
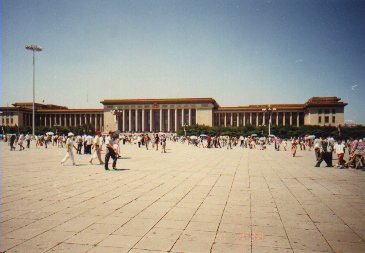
[[1, 141, 364, 253]]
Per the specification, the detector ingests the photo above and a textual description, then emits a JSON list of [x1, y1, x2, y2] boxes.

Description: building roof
[[217, 104, 304, 112], [12, 102, 68, 110], [100, 98, 220, 107], [36, 109, 103, 113], [304, 97, 348, 108]]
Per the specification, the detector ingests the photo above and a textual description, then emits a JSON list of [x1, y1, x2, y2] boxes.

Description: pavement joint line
[[248, 151, 253, 253], [293, 177, 365, 243], [272, 159, 336, 252], [209, 150, 243, 253], [3, 166, 174, 251], [91, 160, 205, 250], [165, 157, 227, 252], [263, 169, 294, 252]]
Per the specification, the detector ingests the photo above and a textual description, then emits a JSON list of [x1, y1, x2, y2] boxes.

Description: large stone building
[[0, 96, 347, 133]]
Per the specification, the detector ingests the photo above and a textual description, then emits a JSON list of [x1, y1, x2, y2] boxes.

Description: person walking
[[75, 135, 82, 154], [334, 139, 345, 168], [9, 134, 16, 151], [25, 133, 31, 148], [89, 131, 104, 165], [160, 135, 167, 153], [105, 131, 118, 170], [144, 134, 150, 150], [61, 133, 77, 166], [18, 134, 25, 151], [315, 138, 333, 167], [291, 138, 298, 157], [155, 134, 160, 151]]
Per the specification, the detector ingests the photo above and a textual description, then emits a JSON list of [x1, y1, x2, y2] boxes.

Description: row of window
[[1, 118, 14, 124], [318, 109, 336, 114], [318, 116, 335, 124]]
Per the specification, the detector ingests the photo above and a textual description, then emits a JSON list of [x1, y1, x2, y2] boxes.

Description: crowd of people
[[1, 132, 364, 170]]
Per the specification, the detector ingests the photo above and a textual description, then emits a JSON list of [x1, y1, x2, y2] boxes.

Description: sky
[[1, 0, 364, 123]]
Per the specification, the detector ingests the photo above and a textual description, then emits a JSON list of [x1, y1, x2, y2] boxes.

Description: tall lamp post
[[25, 44, 43, 138], [262, 105, 276, 136]]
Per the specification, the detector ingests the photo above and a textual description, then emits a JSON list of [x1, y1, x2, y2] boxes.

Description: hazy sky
[[2, 0, 364, 123]]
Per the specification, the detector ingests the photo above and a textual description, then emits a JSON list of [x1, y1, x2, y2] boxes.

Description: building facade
[[0, 96, 347, 133], [0, 102, 103, 131]]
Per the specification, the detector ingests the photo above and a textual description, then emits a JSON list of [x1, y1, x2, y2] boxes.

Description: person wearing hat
[[61, 132, 77, 166], [105, 131, 117, 170]]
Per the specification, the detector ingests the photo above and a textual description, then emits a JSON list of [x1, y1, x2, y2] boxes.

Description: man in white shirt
[[105, 131, 117, 170], [334, 139, 345, 168], [85, 135, 93, 154], [61, 132, 77, 166], [89, 131, 104, 165]]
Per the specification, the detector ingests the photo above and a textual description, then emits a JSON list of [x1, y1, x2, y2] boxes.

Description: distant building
[[0, 97, 347, 132], [0, 102, 103, 130]]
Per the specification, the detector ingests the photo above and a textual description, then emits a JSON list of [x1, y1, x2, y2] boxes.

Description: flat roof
[[101, 98, 220, 107]]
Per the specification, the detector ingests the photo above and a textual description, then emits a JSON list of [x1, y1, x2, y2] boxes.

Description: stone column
[[188, 108, 192, 125], [94, 115, 97, 130], [100, 114, 103, 131], [122, 110, 126, 132], [181, 109, 184, 126], [150, 109, 153, 132], [168, 109, 171, 132], [69, 114, 72, 126], [142, 109, 145, 132], [250, 113, 252, 125], [135, 109, 138, 132], [230, 113, 233, 126], [129, 109, 132, 132], [224, 113, 227, 127], [243, 113, 246, 126], [297, 113, 300, 127], [160, 109, 163, 132], [174, 108, 178, 131], [263, 113, 265, 126], [283, 112, 286, 126], [276, 113, 279, 126], [290, 112, 293, 126], [256, 113, 259, 126], [237, 113, 239, 127]]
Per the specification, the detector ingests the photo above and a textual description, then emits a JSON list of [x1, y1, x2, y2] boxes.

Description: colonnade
[[214, 111, 302, 127], [36, 113, 104, 130], [116, 108, 196, 132]]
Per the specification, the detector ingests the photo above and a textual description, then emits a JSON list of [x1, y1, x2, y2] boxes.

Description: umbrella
[[251, 134, 258, 137], [113, 130, 121, 138], [190, 136, 198, 139], [46, 132, 54, 135], [158, 132, 166, 135], [305, 135, 316, 140], [200, 134, 208, 137]]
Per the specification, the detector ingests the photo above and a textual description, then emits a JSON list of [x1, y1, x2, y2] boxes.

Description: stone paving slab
[[1, 141, 364, 253]]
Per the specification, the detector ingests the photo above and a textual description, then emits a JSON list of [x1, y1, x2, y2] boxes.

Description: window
[[11, 118, 13, 124], [325, 116, 329, 123], [318, 109, 322, 114], [325, 109, 329, 114], [318, 116, 322, 123], [332, 109, 336, 114], [332, 116, 335, 123]]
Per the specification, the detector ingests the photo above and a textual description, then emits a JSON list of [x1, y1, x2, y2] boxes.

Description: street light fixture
[[262, 105, 276, 136], [183, 123, 188, 136], [25, 44, 43, 138]]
